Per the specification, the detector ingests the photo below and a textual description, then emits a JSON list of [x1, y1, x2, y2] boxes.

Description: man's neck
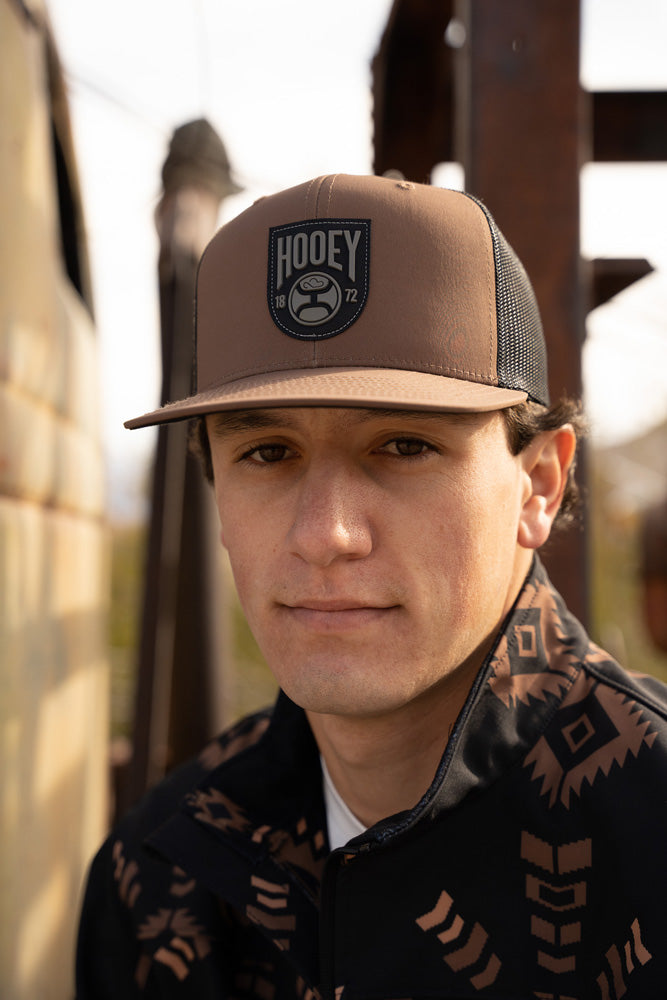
[[306, 655, 480, 830]]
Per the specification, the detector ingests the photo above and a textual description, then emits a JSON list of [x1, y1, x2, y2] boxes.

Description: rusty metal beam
[[454, 0, 588, 620], [372, 0, 455, 180], [455, 0, 584, 406], [592, 258, 654, 309], [593, 91, 667, 162]]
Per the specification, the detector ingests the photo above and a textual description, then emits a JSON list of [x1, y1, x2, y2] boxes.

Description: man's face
[[207, 406, 535, 721]]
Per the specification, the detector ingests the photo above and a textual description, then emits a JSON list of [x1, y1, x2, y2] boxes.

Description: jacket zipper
[[318, 841, 374, 1000], [318, 847, 341, 1000]]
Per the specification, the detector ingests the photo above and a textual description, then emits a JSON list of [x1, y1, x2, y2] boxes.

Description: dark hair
[[189, 396, 587, 531], [189, 416, 215, 483]]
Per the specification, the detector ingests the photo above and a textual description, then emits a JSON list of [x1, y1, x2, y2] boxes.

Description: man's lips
[[279, 599, 399, 631], [285, 599, 396, 612]]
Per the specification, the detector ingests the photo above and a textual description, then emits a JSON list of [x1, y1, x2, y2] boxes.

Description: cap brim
[[124, 367, 528, 429]]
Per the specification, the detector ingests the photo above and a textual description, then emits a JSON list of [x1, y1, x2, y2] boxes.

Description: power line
[[63, 69, 170, 136]]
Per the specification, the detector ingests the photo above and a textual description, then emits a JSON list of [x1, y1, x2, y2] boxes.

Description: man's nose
[[287, 461, 373, 567]]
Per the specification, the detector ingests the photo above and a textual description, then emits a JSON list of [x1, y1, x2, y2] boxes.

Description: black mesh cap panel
[[466, 196, 550, 406]]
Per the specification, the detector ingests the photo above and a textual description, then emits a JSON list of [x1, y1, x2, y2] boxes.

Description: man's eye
[[245, 444, 289, 464], [384, 438, 431, 457]]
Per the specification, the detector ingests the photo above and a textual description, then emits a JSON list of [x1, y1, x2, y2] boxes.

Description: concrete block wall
[[1, 2, 110, 996]]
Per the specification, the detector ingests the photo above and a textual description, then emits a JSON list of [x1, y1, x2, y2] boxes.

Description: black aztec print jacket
[[76, 557, 667, 999]]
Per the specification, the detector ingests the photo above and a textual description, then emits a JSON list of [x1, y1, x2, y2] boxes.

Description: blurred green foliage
[[108, 523, 276, 740], [109, 524, 145, 739], [590, 463, 667, 685], [227, 598, 278, 720]]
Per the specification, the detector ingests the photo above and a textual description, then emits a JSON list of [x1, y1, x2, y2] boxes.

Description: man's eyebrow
[[206, 409, 285, 437]]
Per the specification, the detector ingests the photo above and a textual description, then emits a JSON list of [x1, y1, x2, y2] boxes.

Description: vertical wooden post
[[124, 121, 242, 810]]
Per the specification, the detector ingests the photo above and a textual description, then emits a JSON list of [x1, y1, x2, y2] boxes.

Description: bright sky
[[46, 0, 667, 518]]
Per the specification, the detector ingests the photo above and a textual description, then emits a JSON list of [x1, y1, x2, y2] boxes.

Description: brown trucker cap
[[125, 173, 549, 429]]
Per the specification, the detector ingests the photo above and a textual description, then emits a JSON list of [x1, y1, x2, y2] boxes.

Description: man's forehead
[[205, 406, 493, 437]]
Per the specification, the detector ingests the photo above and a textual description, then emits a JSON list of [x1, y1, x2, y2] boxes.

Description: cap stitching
[[267, 218, 369, 234], [198, 360, 497, 389], [304, 176, 318, 217], [314, 175, 334, 218], [148, 376, 524, 412], [473, 197, 495, 378], [325, 174, 337, 216], [464, 193, 499, 383], [310, 355, 495, 379], [485, 211, 494, 376]]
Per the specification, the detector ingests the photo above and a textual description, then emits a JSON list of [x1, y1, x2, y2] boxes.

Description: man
[[77, 174, 667, 998]]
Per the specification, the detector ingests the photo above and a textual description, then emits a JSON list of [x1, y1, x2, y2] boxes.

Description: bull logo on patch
[[268, 219, 370, 340]]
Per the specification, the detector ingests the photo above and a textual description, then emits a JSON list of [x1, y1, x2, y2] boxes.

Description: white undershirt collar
[[320, 755, 367, 850]]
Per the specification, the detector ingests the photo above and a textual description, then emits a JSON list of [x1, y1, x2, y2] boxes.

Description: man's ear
[[517, 426, 577, 550]]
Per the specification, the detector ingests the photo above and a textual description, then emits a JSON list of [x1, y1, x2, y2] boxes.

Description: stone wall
[[0, 2, 109, 996]]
